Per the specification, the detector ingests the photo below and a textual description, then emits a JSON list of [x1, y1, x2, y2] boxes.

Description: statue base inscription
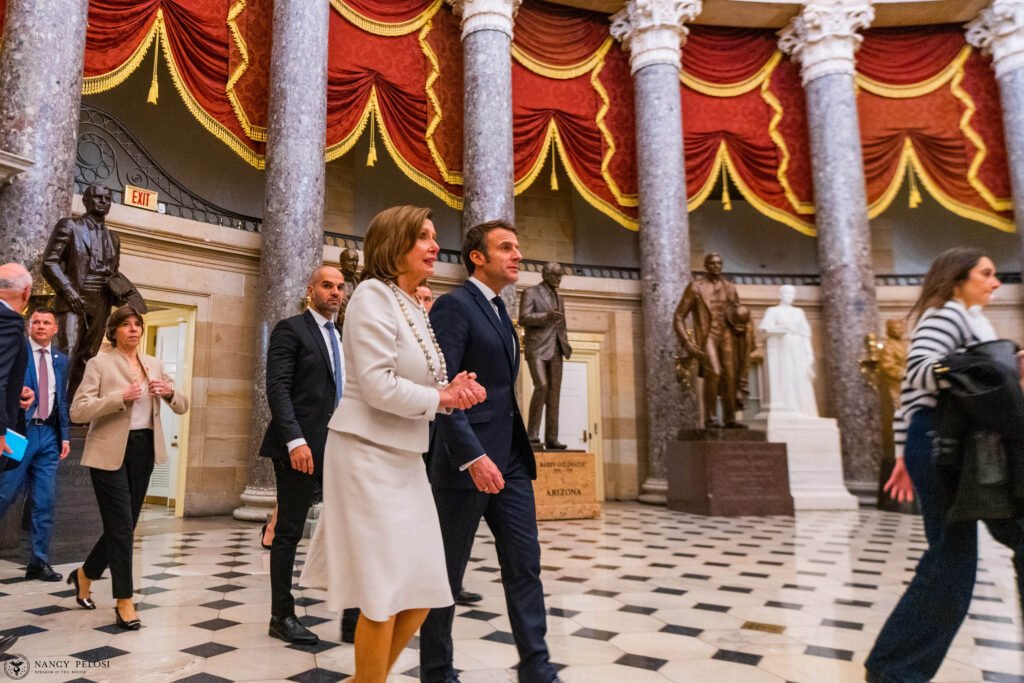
[[666, 429, 794, 517], [532, 451, 601, 521]]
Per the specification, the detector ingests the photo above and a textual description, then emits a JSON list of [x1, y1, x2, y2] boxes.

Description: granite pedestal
[[667, 429, 794, 517]]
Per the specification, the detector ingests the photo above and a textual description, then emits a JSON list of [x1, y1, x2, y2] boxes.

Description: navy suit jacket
[[0, 305, 26, 437], [259, 310, 340, 473], [23, 341, 71, 442], [428, 280, 535, 489]]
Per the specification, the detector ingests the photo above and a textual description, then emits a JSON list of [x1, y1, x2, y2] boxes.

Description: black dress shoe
[[455, 589, 483, 606], [259, 523, 273, 550], [25, 562, 62, 582], [114, 606, 141, 631], [544, 440, 568, 450], [66, 568, 96, 609], [269, 615, 319, 644]]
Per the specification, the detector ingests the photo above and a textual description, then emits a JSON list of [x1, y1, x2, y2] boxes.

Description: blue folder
[[4, 429, 26, 462]]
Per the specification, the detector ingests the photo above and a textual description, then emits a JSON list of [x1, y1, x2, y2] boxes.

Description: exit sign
[[123, 184, 158, 212]]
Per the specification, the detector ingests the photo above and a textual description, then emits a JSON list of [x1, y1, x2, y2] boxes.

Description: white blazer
[[329, 278, 442, 452]]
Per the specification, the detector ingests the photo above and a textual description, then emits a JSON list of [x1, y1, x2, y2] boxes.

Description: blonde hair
[[361, 206, 433, 283]]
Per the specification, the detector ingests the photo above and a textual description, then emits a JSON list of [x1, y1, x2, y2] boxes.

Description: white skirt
[[299, 429, 452, 622]]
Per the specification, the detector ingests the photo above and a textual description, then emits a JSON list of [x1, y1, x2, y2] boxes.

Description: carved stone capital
[[966, 0, 1024, 78], [610, 0, 703, 75], [446, 0, 522, 40], [778, 2, 874, 85]]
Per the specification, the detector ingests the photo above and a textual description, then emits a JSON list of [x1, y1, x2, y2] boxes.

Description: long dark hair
[[908, 247, 985, 324]]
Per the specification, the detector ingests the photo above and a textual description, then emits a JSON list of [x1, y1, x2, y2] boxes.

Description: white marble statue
[[759, 285, 818, 417]]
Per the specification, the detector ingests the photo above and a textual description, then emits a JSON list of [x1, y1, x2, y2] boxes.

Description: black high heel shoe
[[259, 523, 273, 550], [114, 605, 141, 631], [66, 569, 95, 610]]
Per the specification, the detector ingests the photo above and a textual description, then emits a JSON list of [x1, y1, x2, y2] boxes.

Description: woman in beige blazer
[[66, 305, 188, 630]]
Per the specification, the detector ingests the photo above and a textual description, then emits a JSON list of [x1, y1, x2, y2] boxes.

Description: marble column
[[233, 0, 330, 521], [448, 0, 520, 231], [611, 0, 702, 504], [0, 0, 88, 274], [779, 2, 882, 499], [967, 2, 1024, 260]]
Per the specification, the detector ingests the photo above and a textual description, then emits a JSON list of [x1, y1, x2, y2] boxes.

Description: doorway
[[519, 332, 605, 501], [142, 304, 195, 517]]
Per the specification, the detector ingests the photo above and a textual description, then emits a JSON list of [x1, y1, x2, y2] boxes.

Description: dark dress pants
[[420, 464, 555, 683], [0, 422, 60, 564], [83, 430, 155, 599], [865, 408, 1024, 683], [271, 458, 317, 619]]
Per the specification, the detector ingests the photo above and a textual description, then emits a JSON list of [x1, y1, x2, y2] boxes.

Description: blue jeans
[[865, 408, 1024, 683], [0, 423, 60, 564]]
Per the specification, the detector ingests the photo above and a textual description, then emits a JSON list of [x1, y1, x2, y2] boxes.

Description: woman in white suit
[[301, 206, 485, 682]]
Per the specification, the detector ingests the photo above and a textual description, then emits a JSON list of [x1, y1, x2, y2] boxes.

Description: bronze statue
[[519, 262, 572, 450], [337, 247, 360, 331], [879, 318, 907, 409], [673, 253, 750, 428], [42, 184, 145, 398]]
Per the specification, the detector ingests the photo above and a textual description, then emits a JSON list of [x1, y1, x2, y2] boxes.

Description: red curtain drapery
[[2, 0, 1010, 233]]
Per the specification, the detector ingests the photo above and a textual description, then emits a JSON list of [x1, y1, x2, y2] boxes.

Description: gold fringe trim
[[549, 141, 559, 191], [419, 18, 463, 185], [366, 113, 378, 166], [856, 45, 969, 98], [907, 163, 922, 208], [761, 53, 815, 215], [720, 162, 732, 210], [326, 89, 463, 209], [512, 37, 613, 80], [717, 141, 817, 236], [681, 51, 781, 98], [950, 47, 1013, 213], [82, 10, 162, 95], [591, 44, 637, 208], [868, 138, 1013, 232], [156, 14, 265, 169], [147, 37, 160, 104], [226, 0, 267, 142], [687, 141, 726, 212], [330, 0, 441, 36]]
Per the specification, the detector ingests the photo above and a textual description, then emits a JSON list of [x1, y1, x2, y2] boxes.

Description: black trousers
[[271, 458, 317, 618], [420, 467, 555, 683], [83, 430, 155, 599]]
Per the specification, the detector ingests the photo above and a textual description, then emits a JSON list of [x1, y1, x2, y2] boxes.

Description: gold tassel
[[366, 114, 378, 167], [549, 142, 559, 191], [907, 164, 922, 208], [721, 163, 732, 211], [146, 38, 160, 105]]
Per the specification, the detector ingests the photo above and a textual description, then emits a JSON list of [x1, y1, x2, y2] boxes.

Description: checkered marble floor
[[0, 503, 1020, 682]]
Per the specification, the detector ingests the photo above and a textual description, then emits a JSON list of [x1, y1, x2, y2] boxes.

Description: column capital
[[778, 2, 874, 86], [446, 0, 522, 40], [966, 1, 1024, 78], [610, 0, 703, 75]]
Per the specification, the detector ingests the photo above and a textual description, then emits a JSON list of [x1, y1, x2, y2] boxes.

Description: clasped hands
[[439, 371, 486, 411], [122, 379, 174, 402]]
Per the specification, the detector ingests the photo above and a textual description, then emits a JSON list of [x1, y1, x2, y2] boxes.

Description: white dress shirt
[[28, 339, 56, 421], [287, 308, 345, 453]]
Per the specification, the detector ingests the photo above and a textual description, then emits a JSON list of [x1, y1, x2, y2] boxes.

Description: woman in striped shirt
[[866, 247, 1024, 683]]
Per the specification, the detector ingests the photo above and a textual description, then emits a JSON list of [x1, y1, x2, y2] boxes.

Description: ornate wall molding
[[778, 2, 874, 85], [966, 0, 1024, 78], [446, 0, 522, 40], [610, 0, 703, 74]]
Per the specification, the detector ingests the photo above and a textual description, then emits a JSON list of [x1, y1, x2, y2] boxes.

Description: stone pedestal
[[748, 412, 858, 510], [667, 430, 794, 517], [532, 450, 601, 520], [0, 426, 102, 565]]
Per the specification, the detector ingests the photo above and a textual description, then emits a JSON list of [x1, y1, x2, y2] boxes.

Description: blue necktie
[[325, 321, 343, 407]]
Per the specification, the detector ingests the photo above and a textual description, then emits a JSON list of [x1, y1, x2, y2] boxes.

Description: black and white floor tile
[[0, 503, 1020, 682]]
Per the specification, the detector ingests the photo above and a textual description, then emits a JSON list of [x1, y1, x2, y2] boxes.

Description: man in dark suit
[[0, 307, 71, 581], [519, 261, 572, 449], [261, 265, 351, 645], [421, 221, 560, 683]]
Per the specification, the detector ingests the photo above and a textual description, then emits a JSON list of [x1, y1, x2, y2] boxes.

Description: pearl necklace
[[386, 280, 449, 387]]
